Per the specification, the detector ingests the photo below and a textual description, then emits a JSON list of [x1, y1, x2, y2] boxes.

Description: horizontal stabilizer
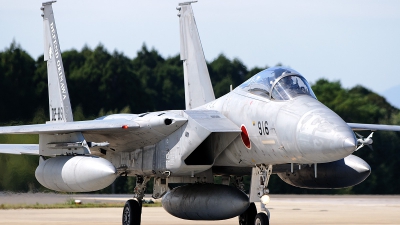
[[0, 144, 39, 155], [348, 123, 400, 132]]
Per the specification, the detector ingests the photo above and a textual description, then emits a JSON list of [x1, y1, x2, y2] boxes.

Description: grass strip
[[0, 201, 162, 209]]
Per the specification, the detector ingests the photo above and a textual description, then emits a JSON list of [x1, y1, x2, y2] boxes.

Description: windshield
[[271, 75, 314, 100], [239, 66, 316, 100]]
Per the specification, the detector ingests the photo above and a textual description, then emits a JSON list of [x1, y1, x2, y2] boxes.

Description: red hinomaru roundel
[[240, 125, 251, 149]]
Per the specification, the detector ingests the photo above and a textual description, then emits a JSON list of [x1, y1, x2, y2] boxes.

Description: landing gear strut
[[255, 164, 272, 225], [240, 164, 272, 225], [122, 176, 149, 225]]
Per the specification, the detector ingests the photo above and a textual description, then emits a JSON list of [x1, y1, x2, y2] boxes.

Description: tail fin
[[41, 1, 73, 122], [177, 2, 215, 109]]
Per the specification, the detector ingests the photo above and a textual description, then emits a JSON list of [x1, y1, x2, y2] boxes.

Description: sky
[[1, 0, 400, 105]]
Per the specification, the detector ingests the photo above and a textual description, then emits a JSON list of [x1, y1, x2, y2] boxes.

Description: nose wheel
[[239, 202, 257, 225], [254, 213, 269, 225], [238, 202, 270, 225], [122, 199, 142, 225]]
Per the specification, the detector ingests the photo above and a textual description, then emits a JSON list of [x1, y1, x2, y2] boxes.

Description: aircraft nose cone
[[343, 137, 357, 153], [296, 106, 357, 162], [275, 96, 357, 163]]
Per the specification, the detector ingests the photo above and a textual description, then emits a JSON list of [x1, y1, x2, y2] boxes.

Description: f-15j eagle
[[1, 1, 400, 225]]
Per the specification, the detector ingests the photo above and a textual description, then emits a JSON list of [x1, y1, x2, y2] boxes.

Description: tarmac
[[0, 194, 399, 225]]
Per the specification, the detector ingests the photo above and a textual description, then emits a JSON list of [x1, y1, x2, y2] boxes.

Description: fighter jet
[[1, 1, 400, 225]]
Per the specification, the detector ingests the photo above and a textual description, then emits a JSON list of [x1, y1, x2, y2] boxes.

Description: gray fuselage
[[205, 87, 357, 166]]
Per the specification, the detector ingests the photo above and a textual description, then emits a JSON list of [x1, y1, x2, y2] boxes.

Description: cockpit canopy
[[239, 67, 316, 100]]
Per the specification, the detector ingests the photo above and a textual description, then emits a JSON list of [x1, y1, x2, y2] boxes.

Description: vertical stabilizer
[[178, 2, 215, 109], [41, 1, 73, 122]]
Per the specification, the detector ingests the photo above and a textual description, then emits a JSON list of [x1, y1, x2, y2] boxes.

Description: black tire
[[254, 213, 269, 225], [122, 199, 141, 225], [239, 202, 257, 225]]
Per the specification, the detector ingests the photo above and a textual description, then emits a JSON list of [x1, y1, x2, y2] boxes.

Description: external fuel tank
[[35, 156, 117, 192], [162, 183, 249, 220]]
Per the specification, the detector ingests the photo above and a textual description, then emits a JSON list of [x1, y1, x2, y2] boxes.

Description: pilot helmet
[[283, 76, 292, 85]]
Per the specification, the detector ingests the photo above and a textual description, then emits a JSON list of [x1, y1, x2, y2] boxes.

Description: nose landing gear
[[255, 213, 269, 225], [122, 176, 149, 225], [239, 164, 272, 225]]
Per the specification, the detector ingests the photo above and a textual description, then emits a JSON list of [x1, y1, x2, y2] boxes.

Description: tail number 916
[[258, 121, 269, 135]]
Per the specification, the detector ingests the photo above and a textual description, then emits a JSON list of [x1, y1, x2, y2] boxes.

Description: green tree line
[[0, 41, 399, 194]]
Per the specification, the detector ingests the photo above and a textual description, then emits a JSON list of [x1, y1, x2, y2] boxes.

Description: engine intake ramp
[[166, 110, 240, 176]]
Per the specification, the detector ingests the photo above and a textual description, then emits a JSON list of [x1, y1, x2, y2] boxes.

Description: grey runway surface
[[0, 194, 400, 225]]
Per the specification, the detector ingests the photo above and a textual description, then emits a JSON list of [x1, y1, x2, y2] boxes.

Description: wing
[[83, 112, 188, 152], [0, 112, 188, 155], [0, 118, 139, 155], [0, 119, 139, 134], [348, 123, 400, 132]]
